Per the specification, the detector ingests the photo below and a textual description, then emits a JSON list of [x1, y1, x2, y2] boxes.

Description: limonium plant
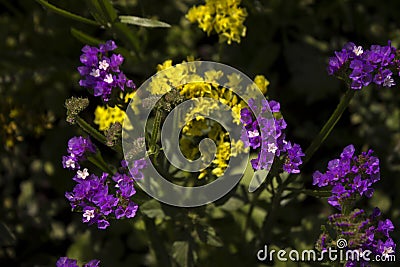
[[56, 39, 398, 266]]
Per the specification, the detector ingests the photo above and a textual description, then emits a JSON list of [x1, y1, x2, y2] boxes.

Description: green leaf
[[85, 0, 118, 25], [0, 222, 16, 247], [220, 197, 244, 211], [98, 0, 118, 22], [196, 225, 223, 247], [35, 0, 99, 26], [119, 15, 171, 28], [171, 241, 189, 267], [140, 199, 165, 219]]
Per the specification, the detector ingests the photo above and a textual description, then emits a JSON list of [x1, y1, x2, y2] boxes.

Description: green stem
[[143, 217, 172, 267], [35, 0, 99, 26], [76, 116, 122, 154], [286, 188, 332, 198], [149, 108, 162, 155], [87, 153, 114, 174], [304, 89, 356, 164]]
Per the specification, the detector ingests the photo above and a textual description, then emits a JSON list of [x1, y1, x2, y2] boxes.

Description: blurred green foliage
[[0, 0, 399, 266]]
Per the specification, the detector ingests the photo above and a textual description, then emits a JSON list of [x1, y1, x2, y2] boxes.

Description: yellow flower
[[186, 0, 248, 45], [254, 75, 270, 95], [157, 59, 173, 71], [147, 59, 268, 179], [94, 105, 126, 131], [94, 92, 137, 131]]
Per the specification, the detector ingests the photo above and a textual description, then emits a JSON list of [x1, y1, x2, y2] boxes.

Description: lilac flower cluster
[[240, 98, 304, 173], [56, 257, 100, 267], [316, 208, 395, 267], [62, 136, 147, 229], [62, 136, 96, 170], [313, 145, 380, 210], [78, 40, 135, 102], [328, 41, 398, 89]]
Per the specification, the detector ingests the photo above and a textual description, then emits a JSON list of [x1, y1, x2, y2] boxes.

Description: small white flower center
[[104, 74, 113, 84], [98, 60, 109, 70], [83, 209, 95, 221], [77, 168, 89, 179], [267, 143, 278, 153], [382, 246, 394, 258], [90, 68, 100, 77], [248, 130, 259, 138], [115, 178, 123, 188], [353, 46, 363, 56], [66, 158, 75, 169], [383, 76, 395, 87]]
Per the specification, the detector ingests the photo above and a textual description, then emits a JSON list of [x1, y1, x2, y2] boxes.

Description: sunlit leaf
[[119, 15, 171, 28]]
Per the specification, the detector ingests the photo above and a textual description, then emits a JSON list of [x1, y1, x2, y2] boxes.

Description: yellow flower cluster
[[186, 0, 248, 44], [94, 92, 136, 131], [149, 59, 270, 179]]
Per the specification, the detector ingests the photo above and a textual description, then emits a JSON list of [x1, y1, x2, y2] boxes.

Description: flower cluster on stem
[[62, 136, 97, 170], [78, 40, 135, 102], [313, 144, 380, 210], [316, 208, 395, 267], [240, 98, 304, 173], [62, 136, 146, 229], [328, 41, 398, 90]]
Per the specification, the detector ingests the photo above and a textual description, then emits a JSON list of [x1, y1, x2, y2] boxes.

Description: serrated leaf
[[171, 241, 189, 267], [140, 199, 165, 219], [119, 15, 171, 28]]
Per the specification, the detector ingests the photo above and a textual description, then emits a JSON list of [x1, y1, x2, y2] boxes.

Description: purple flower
[[377, 238, 396, 258], [318, 208, 396, 266], [62, 136, 96, 170], [78, 40, 135, 102], [97, 219, 110, 229], [283, 142, 304, 174], [313, 145, 381, 210], [63, 146, 146, 229], [115, 201, 139, 219], [377, 219, 394, 237], [68, 136, 96, 156], [84, 260, 101, 267], [57, 257, 101, 267], [56, 257, 79, 267], [328, 41, 398, 90], [240, 98, 304, 173]]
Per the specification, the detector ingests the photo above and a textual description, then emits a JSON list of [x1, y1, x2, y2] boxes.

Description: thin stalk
[[87, 153, 114, 174], [143, 218, 172, 267], [76, 116, 122, 154], [304, 89, 356, 164], [258, 89, 356, 246], [149, 108, 162, 155]]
